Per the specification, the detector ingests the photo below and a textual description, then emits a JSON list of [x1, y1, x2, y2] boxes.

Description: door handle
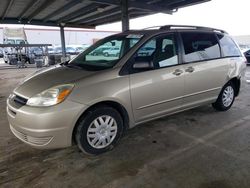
[[173, 69, 183, 76], [185, 66, 194, 73]]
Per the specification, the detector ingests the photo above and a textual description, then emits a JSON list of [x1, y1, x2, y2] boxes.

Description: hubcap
[[87, 115, 118, 149], [222, 86, 234, 107]]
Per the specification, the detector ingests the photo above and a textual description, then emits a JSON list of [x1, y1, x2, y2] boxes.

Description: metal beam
[[0, 18, 95, 29], [27, 0, 56, 21], [1, 0, 15, 20], [0, 44, 52, 48], [75, 7, 121, 24], [60, 26, 66, 58], [91, 0, 173, 14], [56, 4, 99, 23], [85, 9, 150, 27], [121, 0, 129, 31], [42, 0, 82, 22], [18, 0, 41, 19], [168, 0, 211, 9], [86, 9, 135, 26]]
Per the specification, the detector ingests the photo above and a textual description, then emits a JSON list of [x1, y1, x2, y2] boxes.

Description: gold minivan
[[7, 25, 246, 155]]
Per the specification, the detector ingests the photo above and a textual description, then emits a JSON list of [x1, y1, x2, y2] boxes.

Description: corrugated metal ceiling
[[0, 0, 210, 28]]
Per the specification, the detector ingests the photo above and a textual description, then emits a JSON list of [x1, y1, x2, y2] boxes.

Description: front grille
[[13, 95, 28, 105]]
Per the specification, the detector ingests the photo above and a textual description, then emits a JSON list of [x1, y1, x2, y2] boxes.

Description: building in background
[[0, 27, 117, 46], [233, 35, 250, 50]]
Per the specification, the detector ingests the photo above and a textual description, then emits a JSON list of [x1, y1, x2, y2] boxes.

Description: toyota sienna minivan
[[7, 25, 247, 155]]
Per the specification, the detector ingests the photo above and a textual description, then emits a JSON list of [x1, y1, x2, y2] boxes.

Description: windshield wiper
[[60, 60, 70, 66], [65, 64, 84, 69]]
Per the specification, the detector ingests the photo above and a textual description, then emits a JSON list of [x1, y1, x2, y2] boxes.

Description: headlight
[[26, 84, 74, 107]]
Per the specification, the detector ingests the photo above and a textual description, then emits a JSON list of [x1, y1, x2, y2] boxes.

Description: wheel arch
[[72, 100, 130, 144], [228, 77, 241, 97]]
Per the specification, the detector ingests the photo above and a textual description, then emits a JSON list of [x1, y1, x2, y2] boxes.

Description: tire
[[75, 105, 124, 155], [212, 81, 235, 111]]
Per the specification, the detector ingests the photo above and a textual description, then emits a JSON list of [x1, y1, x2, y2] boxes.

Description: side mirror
[[133, 61, 153, 70]]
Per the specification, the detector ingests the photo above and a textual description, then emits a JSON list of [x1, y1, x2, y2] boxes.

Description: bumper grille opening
[[8, 108, 16, 116], [10, 125, 52, 146]]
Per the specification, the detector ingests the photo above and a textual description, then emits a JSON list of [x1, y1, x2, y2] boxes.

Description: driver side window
[[133, 34, 178, 70]]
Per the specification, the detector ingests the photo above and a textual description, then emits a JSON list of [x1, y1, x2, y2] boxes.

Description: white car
[[103, 47, 120, 57]]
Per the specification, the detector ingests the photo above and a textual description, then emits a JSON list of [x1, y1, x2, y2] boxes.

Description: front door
[[129, 34, 185, 123]]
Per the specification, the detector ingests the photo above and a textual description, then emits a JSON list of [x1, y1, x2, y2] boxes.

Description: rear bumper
[[7, 98, 87, 149]]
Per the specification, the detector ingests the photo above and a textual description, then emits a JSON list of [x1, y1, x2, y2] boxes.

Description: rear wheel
[[75, 106, 123, 155], [212, 81, 235, 111]]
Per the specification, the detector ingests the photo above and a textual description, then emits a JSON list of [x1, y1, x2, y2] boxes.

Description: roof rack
[[159, 25, 228, 34], [143, 26, 162, 30]]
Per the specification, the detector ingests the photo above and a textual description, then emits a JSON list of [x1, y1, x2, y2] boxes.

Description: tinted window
[[137, 40, 156, 57], [181, 32, 220, 63], [217, 34, 241, 57], [156, 36, 178, 68], [134, 34, 178, 69]]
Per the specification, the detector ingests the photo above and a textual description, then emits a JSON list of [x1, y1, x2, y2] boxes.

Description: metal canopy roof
[[0, 0, 210, 28]]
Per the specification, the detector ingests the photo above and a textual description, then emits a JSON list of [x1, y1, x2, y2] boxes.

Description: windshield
[[69, 34, 143, 70], [16, 39, 26, 44], [7, 39, 15, 44]]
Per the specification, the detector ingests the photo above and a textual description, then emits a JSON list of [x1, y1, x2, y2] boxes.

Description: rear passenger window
[[181, 32, 220, 63], [217, 34, 241, 57]]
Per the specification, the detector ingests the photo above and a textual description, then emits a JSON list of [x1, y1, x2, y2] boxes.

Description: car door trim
[[137, 87, 221, 110]]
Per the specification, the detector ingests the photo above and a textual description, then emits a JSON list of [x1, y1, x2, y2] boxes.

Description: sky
[[97, 0, 250, 36], [0, 0, 249, 36]]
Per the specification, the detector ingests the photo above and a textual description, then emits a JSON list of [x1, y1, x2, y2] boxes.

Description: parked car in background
[[137, 47, 155, 56], [29, 47, 43, 56], [54, 46, 62, 54], [66, 47, 77, 55], [48, 47, 55, 54], [76, 45, 90, 54], [75, 47, 84, 54], [0, 48, 3, 58], [244, 49, 250, 65], [7, 25, 246, 155], [90, 46, 110, 56], [103, 47, 120, 57]]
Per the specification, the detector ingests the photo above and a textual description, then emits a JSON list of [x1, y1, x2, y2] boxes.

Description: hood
[[14, 65, 96, 98]]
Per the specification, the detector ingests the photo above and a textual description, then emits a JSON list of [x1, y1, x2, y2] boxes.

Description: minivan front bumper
[[7, 96, 87, 149]]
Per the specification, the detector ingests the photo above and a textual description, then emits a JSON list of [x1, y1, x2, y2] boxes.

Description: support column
[[121, 0, 129, 31], [60, 26, 66, 58]]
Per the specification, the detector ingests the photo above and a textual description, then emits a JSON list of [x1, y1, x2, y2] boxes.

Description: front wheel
[[75, 106, 124, 155], [104, 52, 109, 57], [212, 81, 235, 111]]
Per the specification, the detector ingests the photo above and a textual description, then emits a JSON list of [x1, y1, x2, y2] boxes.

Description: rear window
[[181, 32, 221, 63], [217, 34, 241, 57]]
